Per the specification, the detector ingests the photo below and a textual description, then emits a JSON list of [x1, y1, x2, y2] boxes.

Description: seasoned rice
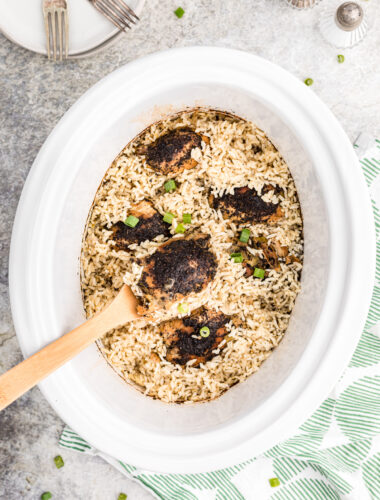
[[81, 109, 303, 403]]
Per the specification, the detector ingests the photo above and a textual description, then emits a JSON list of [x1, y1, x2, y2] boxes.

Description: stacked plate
[[0, 0, 145, 58]]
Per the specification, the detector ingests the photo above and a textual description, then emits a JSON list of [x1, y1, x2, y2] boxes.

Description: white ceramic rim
[[9, 47, 376, 472]]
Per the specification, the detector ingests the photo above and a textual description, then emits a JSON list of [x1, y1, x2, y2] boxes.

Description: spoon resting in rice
[[0, 233, 217, 411]]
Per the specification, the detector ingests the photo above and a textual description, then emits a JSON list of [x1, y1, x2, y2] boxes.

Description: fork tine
[[93, 0, 130, 31], [43, 12, 51, 60], [42, 1, 68, 62], [102, 0, 134, 25], [99, 0, 132, 29], [106, 0, 138, 24], [102, 0, 134, 26], [58, 10, 63, 61], [51, 11, 57, 61], [115, 0, 139, 20], [63, 9, 69, 59], [92, 1, 127, 31]]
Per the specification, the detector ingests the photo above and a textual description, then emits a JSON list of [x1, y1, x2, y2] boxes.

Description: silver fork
[[89, 0, 139, 32], [42, 0, 69, 61]]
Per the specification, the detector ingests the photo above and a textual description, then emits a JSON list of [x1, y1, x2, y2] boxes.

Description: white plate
[[0, 0, 145, 58], [9, 47, 376, 472]]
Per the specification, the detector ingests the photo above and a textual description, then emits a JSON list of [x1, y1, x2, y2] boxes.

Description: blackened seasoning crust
[[209, 186, 283, 224], [159, 307, 229, 366], [137, 233, 217, 312], [251, 144, 263, 155], [110, 200, 171, 249], [137, 128, 206, 176]]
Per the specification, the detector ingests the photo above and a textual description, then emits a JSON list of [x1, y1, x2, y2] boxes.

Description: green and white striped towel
[[60, 136, 380, 500]]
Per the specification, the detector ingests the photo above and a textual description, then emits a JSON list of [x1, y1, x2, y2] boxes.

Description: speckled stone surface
[[0, 0, 379, 498]]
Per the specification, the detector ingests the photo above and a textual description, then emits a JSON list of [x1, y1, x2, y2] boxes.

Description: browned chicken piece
[[253, 238, 284, 272], [230, 243, 268, 277], [272, 239, 290, 258], [239, 247, 267, 277], [137, 233, 218, 314], [159, 307, 229, 366], [232, 237, 290, 277], [136, 128, 209, 176], [285, 254, 301, 265], [110, 200, 171, 250], [209, 186, 284, 224]]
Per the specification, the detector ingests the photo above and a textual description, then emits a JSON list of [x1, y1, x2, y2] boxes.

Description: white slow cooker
[[9, 47, 375, 473]]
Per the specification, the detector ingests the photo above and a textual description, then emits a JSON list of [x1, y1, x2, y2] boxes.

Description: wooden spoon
[[0, 285, 139, 411]]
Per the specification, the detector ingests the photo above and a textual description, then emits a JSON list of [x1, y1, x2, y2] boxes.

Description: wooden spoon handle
[[0, 286, 139, 411]]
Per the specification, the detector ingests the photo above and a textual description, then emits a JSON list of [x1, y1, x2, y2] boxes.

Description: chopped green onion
[[337, 54, 345, 63], [253, 267, 265, 279], [118, 494, 128, 500], [178, 303, 189, 314], [41, 493, 52, 500], [230, 252, 244, 263], [175, 223, 186, 234], [239, 228, 250, 243], [163, 212, 175, 224], [174, 7, 185, 18], [199, 326, 210, 338], [304, 78, 313, 86], [124, 215, 139, 228], [53, 455, 64, 469], [164, 179, 176, 192], [269, 477, 280, 488], [183, 213, 192, 224]]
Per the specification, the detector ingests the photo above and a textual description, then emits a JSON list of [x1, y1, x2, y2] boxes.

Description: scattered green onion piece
[[269, 477, 280, 488], [304, 78, 313, 86], [124, 215, 139, 228], [230, 252, 244, 263], [174, 7, 185, 18], [199, 326, 210, 338], [41, 493, 52, 500], [253, 267, 265, 279], [118, 494, 127, 500], [164, 179, 176, 192], [178, 303, 189, 314], [175, 223, 186, 234], [163, 212, 175, 224], [183, 213, 192, 224], [337, 54, 345, 63], [54, 455, 64, 469], [239, 228, 250, 243]]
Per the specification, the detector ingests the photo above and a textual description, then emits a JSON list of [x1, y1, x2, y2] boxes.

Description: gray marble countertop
[[1, 1, 379, 498]]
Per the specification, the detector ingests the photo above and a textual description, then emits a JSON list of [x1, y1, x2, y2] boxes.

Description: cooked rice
[[81, 109, 303, 403]]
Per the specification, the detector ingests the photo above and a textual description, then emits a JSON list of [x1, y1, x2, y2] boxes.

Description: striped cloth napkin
[[60, 136, 380, 500]]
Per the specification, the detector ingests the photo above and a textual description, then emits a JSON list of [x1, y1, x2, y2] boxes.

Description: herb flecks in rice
[[81, 110, 303, 403]]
